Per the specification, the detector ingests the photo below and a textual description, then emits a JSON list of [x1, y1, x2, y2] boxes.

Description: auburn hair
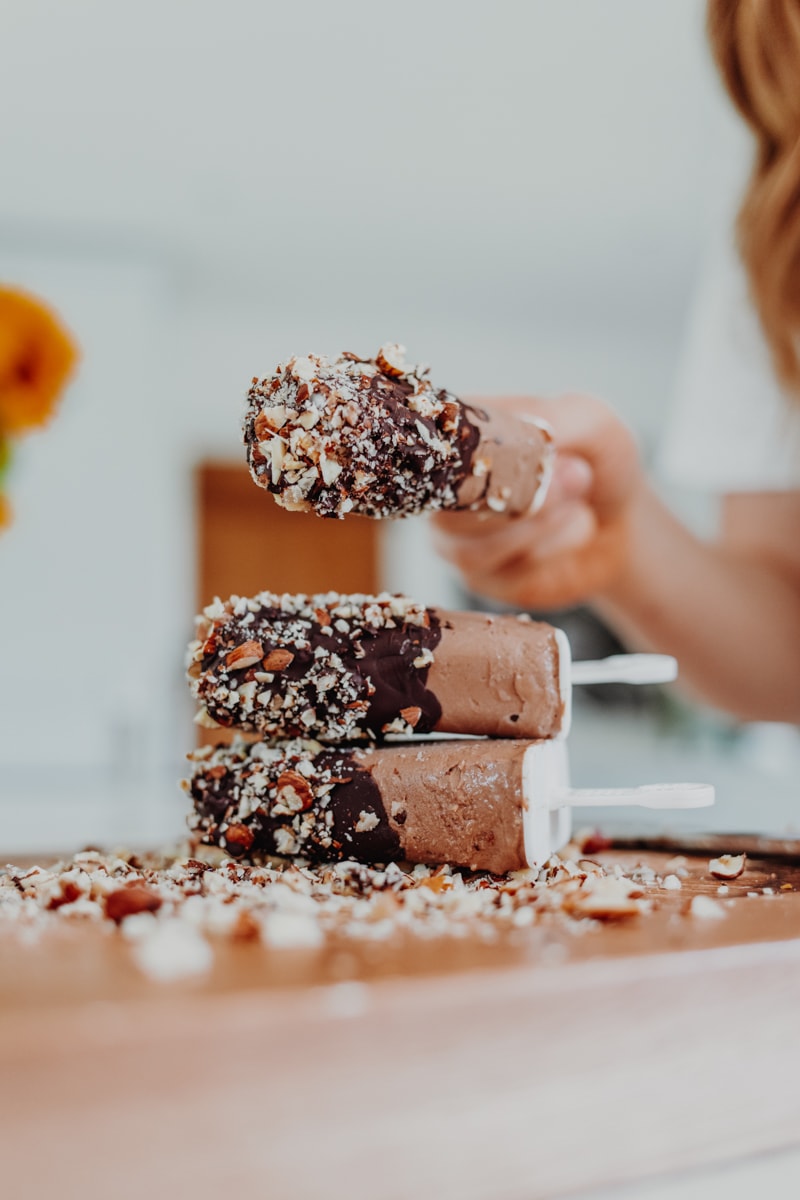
[[707, 0, 800, 396]]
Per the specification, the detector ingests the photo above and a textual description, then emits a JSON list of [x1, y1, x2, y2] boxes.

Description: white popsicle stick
[[522, 739, 571, 865], [554, 639, 677, 741], [521, 740, 715, 867], [551, 782, 714, 811], [570, 654, 678, 687]]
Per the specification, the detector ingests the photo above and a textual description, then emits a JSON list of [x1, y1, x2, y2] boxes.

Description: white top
[[659, 235, 800, 493]]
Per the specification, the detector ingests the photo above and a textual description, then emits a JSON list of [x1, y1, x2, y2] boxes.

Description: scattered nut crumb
[[0, 846, 659, 975], [130, 919, 214, 983], [689, 895, 726, 920], [564, 876, 645, 920], [104, 884, 163, 924], [262, 910, 325, 949], [5, 844, 777, 981], [708, 853, 746, 880]]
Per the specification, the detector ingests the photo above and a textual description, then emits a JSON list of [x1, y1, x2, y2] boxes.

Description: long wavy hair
[[707, 0, 800, 396]]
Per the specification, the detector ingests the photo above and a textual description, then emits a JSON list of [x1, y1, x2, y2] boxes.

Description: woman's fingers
[[429, 392, 641, 611], [523, 500, 597, 560], [431, 452, 593, 540], [518, 394, 641, 521], [431, 452, 597, 580], [463, 394, 641, 521], [432, 497, 597, 578], [542, 453, 593, 508], [431, 506, 506, 539], [432, 510, 546, 575]]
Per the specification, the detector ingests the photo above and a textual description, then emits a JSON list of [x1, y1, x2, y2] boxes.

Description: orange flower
[[0, 492, 11, 530], [0, 288, 78, 436]]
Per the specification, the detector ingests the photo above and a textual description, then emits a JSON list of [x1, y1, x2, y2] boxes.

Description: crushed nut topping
[[243, 345, 484, 519], [187, 590, 442, 742], [184, 737, 398, 862]]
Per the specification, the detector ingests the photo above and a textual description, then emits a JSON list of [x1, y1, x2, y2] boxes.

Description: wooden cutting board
[[2, 846, 800, 1199]]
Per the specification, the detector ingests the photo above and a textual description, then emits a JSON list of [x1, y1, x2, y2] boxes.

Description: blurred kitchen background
[[1, 0, 797, 852]]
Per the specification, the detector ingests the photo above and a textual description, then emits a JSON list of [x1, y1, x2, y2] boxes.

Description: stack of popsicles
[[183, 346, 713, 872], [184, 590, 709, 872]]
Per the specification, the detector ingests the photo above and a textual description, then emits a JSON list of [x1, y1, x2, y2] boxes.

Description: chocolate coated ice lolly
[[186, 736, 539, 873], [244, 344, 553, 519], [187, 591, 567, 743], [185, 737, 714, 874]]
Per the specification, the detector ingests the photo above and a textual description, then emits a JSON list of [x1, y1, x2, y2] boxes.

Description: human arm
[[431, 395, 800, 723], [597, 486, 800, 722]]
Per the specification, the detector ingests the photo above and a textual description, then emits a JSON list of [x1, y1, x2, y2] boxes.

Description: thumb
[[543, 453, 594, 509]]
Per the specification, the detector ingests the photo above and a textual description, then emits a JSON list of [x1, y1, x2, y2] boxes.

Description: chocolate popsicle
[[187, 591, 569, 743], [185, 736, 548, 874], [185, 737, 714, 874], [243, 344, 553, 519]]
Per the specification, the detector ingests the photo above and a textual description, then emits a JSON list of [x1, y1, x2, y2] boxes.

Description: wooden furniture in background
[[195, 461, 384, 743], [196, 461, 382, 604]]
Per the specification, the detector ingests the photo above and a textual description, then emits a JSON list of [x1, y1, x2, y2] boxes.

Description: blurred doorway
[[196, 460, 383, 608]]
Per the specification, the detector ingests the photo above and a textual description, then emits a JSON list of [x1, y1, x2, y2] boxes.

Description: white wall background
[[1, 0, 749, 426], [3, 0, 792, 849]]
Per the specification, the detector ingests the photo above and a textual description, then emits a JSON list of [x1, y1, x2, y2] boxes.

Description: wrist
[[594, 479, 667, 610]]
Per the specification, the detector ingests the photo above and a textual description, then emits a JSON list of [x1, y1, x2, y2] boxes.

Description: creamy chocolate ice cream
[[188, 591, 566, 743], [367, 738, 531, 873], [425, 609, 564, 739], [243, 344, 552, 519]]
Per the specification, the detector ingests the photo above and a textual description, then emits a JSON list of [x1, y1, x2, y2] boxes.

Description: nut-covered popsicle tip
[[243, 346, 552, 519]]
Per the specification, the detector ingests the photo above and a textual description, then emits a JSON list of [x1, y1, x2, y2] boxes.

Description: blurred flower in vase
[[0, 287, 78, 530]]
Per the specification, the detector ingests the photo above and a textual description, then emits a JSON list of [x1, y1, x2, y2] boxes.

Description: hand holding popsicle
[[432, 391, 800, 723], [432, 393, 644, 611]]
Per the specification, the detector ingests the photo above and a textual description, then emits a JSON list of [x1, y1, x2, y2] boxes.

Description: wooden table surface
[[2, 845, 800, 1199]]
